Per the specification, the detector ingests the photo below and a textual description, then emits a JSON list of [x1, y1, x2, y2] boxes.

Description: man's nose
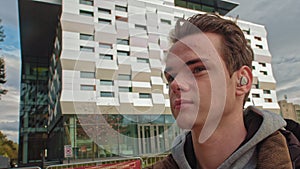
[[170, 74, 190, 94]]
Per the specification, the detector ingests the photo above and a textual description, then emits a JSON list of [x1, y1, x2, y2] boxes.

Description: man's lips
[[174, 99, 193, 109]]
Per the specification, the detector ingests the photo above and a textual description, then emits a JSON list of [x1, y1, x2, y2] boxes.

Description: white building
[[18, 0, 279, 166]]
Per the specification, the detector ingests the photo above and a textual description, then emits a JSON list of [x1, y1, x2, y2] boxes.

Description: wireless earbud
[[240, 76, 248, 86]]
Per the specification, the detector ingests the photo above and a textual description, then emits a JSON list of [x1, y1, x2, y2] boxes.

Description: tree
[[0, 58, 6, 84], [0, 19, 5, 43], [0, 131, 18, 165], [0, 18, 7, 99]]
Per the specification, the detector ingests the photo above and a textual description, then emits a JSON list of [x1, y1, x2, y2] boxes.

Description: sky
[[228, 0, 300, 104], [0, 0, 300, 143], [0, 0, 21, 143]]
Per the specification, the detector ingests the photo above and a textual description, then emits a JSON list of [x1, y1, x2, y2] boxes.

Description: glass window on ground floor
[[63, 114, 181, 159]]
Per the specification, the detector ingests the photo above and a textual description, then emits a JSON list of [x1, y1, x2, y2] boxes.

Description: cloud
[[0, 88, 20, 119], [1, 49, 21, 89], [0, 25, 21, 53], [0, 86, 20, 143], [277, 89, 300, 106], [0, 6, 21, 144], [0, 0, 19, 28], [0, 121, 19, 131], [228, 0, 300, 105], [287, 98, 300, 105], [0, 45, 20, 144], [273, 57, 300, 104], [272, 55, 300, 65], [0, 130, 19, 143], [273, 60, 300, 84]]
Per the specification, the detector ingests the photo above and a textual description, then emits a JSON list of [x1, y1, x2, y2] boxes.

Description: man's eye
[[192, 66, 206, 74], [167, 75, 174, 83], [165, 73, 175, 83]]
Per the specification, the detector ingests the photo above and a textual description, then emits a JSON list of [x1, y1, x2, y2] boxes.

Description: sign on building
[[64, 145, 73, 158]]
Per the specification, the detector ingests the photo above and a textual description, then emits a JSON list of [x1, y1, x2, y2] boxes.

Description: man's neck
[[191, 112, 247, 169]]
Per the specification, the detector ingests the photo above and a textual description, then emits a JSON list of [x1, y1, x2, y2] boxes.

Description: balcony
[[131, 62, 151, 82], [96, 60, 118, 80], [132, 81, 151, 93], [61, 49, 96, 71], [151, 76, 164, 92], [95, 24, 117, 44], [149, 58, 163, 76], [61, 12, 94, 33]]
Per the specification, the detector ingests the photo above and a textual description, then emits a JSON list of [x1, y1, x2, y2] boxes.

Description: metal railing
[[16, 167, 42, 169], [141, 154, 168, 167], [46, 157, 143, 169]]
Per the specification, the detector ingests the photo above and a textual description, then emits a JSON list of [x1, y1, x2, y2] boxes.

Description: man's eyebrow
[[185, 58, 208, 66], [164, 58, 208, 73]]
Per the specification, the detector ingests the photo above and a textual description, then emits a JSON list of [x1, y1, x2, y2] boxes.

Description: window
[[252, 66, 255, 70], [80, 10, 93, 17], [252, 93, 260, 98], [254, 36, 262, 41], [100, 80, 114, 86], [98, 7, 111, 14], [100, 91, 114, 97], [99, 54, 113, 60], [139, 93, 151, 99], [135, 24, 147, 30], [117, 50, 129, 56], [117, 38, 129, 45], [264, 98, 273, 103], [115, 5, 127, 12], [260, 71, 268, 75], [259, 62, 266, 67], [137, 58, 149, 63], [119, 87, 132, 92], [99, 43, 112, 49], [118, 74, 131, 80], [201, 5, 214, 12], [80, 46, 94, 52], [116, 16, 128, 22], [80, 71, 95, 78], [80, 85, 95, 91], [80, 0, 93, 6], [80, 33, 94, 41], [98, 18, 111, 24], [161, 19, 171, 25], [243, 29, 250, 35], [256, 44, 263, 49], [263, 90, 271, 94]]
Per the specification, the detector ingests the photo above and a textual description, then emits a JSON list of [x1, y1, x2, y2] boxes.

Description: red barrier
[[68, 160, 141, 169]]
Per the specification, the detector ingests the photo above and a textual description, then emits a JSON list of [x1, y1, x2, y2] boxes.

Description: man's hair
[[170, 13, 254, 104]]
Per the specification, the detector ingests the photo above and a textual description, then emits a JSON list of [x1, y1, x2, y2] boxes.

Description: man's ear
[[236, 66, 253, 96]]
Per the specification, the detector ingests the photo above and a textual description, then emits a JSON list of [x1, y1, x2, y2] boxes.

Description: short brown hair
[[170, 13, 254, 103]]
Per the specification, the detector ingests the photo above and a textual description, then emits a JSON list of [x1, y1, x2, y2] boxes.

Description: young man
[[148, 14, 300, 169]]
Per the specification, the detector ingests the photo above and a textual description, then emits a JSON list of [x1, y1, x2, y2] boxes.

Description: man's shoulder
[[256, 120, 300, 169], [256, 130, 293, 168], [279, 128, 300, 168]]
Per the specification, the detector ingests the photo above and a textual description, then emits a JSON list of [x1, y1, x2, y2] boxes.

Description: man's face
[[165, 33, 236, 131]]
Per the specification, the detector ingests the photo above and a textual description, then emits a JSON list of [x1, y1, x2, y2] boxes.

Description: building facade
[[18, 0, 279, 167], [278, 99, 300, 122]]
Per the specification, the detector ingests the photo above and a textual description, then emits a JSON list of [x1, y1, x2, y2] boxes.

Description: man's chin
[[175, 113, 198, 130]]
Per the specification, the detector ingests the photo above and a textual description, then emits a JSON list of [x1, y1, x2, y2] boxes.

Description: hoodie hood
[[171, 106, 286, 169]]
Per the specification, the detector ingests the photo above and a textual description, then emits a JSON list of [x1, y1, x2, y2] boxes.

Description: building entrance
[[137, 124, 180, 155]]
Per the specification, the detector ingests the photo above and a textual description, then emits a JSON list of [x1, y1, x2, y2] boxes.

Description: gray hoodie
[[171, 106, 286, 169]]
